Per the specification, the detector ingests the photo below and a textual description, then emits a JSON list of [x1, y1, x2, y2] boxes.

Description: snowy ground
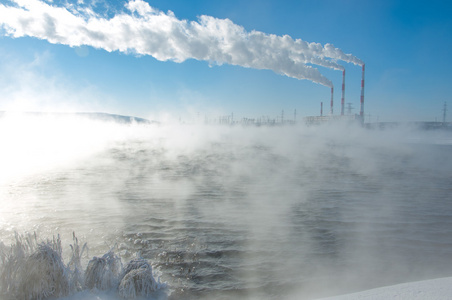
[[317, 277, 452, 300]]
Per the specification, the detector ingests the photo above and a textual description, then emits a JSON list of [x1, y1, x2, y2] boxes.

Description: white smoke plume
[[0, 0, 364, 87]]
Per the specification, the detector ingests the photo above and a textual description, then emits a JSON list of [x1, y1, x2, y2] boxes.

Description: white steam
[[1, 115, 452, 299], [0, 0, 363, 87]]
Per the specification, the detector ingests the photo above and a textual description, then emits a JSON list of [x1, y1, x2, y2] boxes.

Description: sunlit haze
[[1, 1, 452, 300], [0, 0, 451, 122]]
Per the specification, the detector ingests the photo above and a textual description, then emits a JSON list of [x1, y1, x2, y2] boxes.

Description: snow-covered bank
[[317, 277, 452, 300]]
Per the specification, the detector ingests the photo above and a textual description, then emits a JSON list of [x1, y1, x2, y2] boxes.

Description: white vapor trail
[[0, 0, 364, 87]]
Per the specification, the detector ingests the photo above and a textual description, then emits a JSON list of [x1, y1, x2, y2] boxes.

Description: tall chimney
[[359, 64, 365, 120], [321, 102, 323, 116], [330, 87, 334, 115], [341, 70, 345, 116]]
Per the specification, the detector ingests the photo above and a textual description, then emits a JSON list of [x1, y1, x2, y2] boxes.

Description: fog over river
[[1, 114, 452, 299]]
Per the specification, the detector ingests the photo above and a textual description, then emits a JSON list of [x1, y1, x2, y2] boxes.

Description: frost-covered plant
[[67, 232, 88, 291], [0, 233, 166, 300], [118, 257, 166, 299], [17, 241, 70, 299], [0, 233, 39, 297], [84, 250, 122, 291], [0, 233, 70, 300]]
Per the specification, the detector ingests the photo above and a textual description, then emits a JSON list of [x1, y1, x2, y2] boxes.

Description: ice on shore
[[317, 277, 452, 300]]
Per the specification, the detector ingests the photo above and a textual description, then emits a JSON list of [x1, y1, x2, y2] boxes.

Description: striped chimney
[[330, 87, 334, 115], [359, 64, 365, 118], [341, 70, 345, 115]]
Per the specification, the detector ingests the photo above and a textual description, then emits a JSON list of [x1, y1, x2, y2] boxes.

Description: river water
[[1, 115, 452, 299]]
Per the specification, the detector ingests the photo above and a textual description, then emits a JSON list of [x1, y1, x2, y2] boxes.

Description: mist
[[1, 114, 452, 299]]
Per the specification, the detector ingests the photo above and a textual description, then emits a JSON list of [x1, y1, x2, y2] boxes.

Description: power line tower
[[442, 102, 447, 124]]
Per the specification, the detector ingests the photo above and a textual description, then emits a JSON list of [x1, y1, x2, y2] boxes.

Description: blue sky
[[0, 0, 451, 122]]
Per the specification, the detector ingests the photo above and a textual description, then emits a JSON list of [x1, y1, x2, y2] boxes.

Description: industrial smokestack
[[359, 64, 365, 120], [341, 70, 345, 116], [321, 102, 323, 116], [330, 87, 334, 115]]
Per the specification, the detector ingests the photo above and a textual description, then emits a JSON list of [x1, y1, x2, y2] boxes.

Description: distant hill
[[74, 112, 154, 124], [0, 111, 155, 124]]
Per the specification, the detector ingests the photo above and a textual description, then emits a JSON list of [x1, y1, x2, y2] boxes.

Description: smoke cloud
[[0, 0, 364, 87]]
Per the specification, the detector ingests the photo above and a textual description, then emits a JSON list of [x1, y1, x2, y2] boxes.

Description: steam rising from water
[[1, 114, 452, 299], [0, 0, 363, 87]]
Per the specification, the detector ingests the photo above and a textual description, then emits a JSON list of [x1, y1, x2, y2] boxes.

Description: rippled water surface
[[1, 117, 452, 299]]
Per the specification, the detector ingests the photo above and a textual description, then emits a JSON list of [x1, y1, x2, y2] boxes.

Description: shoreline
[[316, 277, 452, 300]]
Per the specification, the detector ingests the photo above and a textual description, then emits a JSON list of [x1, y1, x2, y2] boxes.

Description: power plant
[[201, 64, 367, 127], [304, 64, 365, 125]]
